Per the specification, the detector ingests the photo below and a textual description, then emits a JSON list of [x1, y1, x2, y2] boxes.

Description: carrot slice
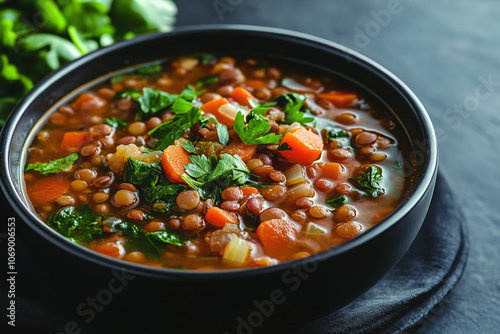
[[220, 138, 257, 163], [230, 87, 256, 108], [200, 98, 236, 126], [71, 93, 108, 114], [28, 175, 70, 205], [96, 242, 123, 258], [60, 131, 88, 153], [322, 162, 345, 180], [317, 92, 358, 108], [161, 145, 192, 184], [278, 127, 324, 166], [241, 187, 259, 196], [205, 207, 239, 229], [256, 219, 299, 259]]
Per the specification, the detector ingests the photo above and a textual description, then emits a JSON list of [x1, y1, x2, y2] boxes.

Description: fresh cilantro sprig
[[181, 153, 254, 205], [25, 153, 78, 175], [196, 75, 218, 87], [349, 165, 385, 198], [233, 110, 282, 145], [275, 93, 315, 126]]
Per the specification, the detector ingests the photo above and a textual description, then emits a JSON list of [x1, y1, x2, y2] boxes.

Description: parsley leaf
[[148, 98, 202, 150], [47, 205, 104, 244], [115, 88, 141, 100], [105, 117, 130, 128], [25, 153, 78, 175], [182, 141, 198, 154], [275, 93, 315, 125], [326, 195, 348, 209], [233, 111, 282, 145], [182, 153, 253, 205], [349, 165, 385, 198], [199, 116, 230, 145], [125, 158, 186, 211]]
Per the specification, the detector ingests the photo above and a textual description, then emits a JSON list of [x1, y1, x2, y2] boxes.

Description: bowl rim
[[0, 24, 438, 279]]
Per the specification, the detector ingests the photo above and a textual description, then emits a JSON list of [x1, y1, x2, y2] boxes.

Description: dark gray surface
[[174, 0, 500, 333]]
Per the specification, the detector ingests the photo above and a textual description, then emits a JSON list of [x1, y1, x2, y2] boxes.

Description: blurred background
[[1, 0, 499, 333]]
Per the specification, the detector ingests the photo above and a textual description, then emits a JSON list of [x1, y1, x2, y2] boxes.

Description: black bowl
[[0, 25, 437, 333]]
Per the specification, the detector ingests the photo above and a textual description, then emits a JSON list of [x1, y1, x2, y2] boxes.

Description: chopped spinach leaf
[[47, 205, 104, 244], [349, 165, 384, 198], [25, 153, 78, 175], [196, 75, 218, 87], [105, 117, 130, 128], [277, 142, 292, 151], [275, 93, 314, 125], [326, 195, 348, 209], [325, 127, 350, 142], [233, 111, 282, 145], [115, 88, 141, 100], [110, 73, 129, 84], [148, 230, 187, 247], [148, 98, 202, 150], [125, 158, 186, 211]]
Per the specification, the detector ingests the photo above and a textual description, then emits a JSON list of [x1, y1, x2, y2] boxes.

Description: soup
[[23, 54, 411, 270]]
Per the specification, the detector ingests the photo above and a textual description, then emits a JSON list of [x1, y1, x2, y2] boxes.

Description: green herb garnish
[[182, 141, 198, 154], [136, 62, 163, 75], [349, 165, 385, 198], [125, 158, 186, 212], [325, 127, 350, 142], [25, 153, 78, 175], [233, 110, 282, 145], [105, 117, 130, 128], [200, 53, 216, 64], [47, 205, 104, 244], [275, 93, 314, 126], [182, 153, 254, 205], [277, 142, 292, 151], [326, 195, 348, 209], [196, 75, 218, 87], [148, 98, 202, 150]]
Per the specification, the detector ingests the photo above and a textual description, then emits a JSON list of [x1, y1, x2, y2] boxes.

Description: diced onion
[[285, 164, 307, 186], [210, 230, 237, 254], [281, 77, 316, 93], [284, 122, 302, 135], [287, 182, 314, 198], [219, 103, 243, 122], [223, 237, 251, 267], [304, 222, 327, 238]]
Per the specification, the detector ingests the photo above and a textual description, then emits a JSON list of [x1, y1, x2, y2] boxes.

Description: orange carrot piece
[[230, 87, 256, 108], [96, 242, 122, 258], [60, 131, 88, 153], [71, 93, 108, 114], [221, 138, 257, 163], [200, 98, 235, 126], [322, 162, 345, 180], [28, 175, 70, 205], [278, 127, 324, 166], [241, 187, 259, 196], [244, 80, 266, 89], [205, 207, 239, 229], [317, 92, 358, 108], [256, 219, 299, 259], [161, 145, 192, 184]]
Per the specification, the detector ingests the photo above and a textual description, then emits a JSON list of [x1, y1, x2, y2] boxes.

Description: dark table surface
[[177, 0, 500, 332], [2, 1, 499, 333]]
